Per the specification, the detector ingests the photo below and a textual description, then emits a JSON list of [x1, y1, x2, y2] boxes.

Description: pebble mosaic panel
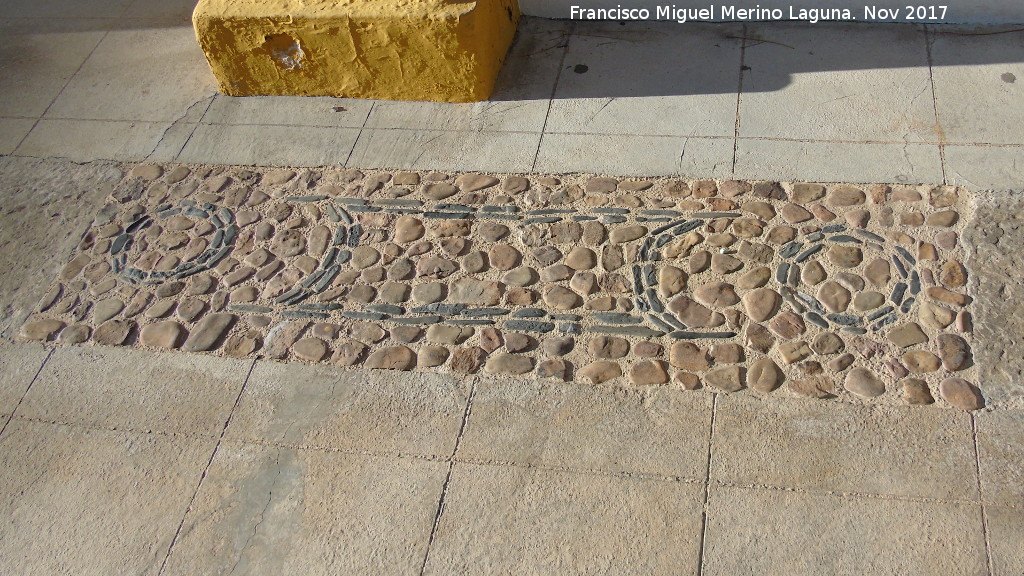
[[20, 164, 982, 409]]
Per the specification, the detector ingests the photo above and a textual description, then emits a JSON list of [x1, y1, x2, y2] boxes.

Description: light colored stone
[[416, 256, 457, 279], [564, 247, 597, 270], [853, 291, 885, 312], [742, 288, 781, 323], [864, 258, 891, 286], [768, 311, 805, 340], [588, 336, 629, 359], [536, 359, 568, 380], [542, 285, 581, 310], [791, 183, 825, 203], [542, 265, 578, 285], [609, 225, 648, 244], [426, 325, 472, 345], [810, 332, 844, 355], [501, 266, 537, 287], [817, 281, 851, 313], [417, 346, 449, 368], [888, 322, 928, 348], [694, 282, 739, 308], [20, 318, 65, 342], [845, 367, 885, 398], [394, 216, 424, 243], [781, 203, 813, 223], [455, 173, 498, 192], [900, 378, 934, 405], [778, 341, 812, 364], [349, 246, 380, 270], [92, 320, 134, 346], [412, 282, 445, 304], [487, 244, 520, 270], [827, 245, 863, 268], [927, 287, 971, 307], [747, 358, 782, 393], [800, 261, 826, 285], [182, 313, 235, 352], [704, 366, 744, 393], [939, 260, 968, 288], [902, 350, 941, 373], [628, 360, 669, 385], [827, 185, 865, 206], [926, 210, 959, 227], [139, 320, 183, 349], [450, 346, 487, 373], [450, 278, 501, 305], [710, 253, 742, 274], [293, 337, 328, 361], [737, 266, 770, 289], [485, 353, 533, 375], [827, 353, 855, 372], [788, 377, 835, 399], [939, 378, 984, 410], [669, 296, 724, 329], [578, 361, 622, 384], [937, 334, 970, 371], [670, 342, 709, 371], [365, 346, 416, 371]]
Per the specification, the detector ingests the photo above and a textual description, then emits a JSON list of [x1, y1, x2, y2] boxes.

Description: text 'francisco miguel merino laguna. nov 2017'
[[568, 5, 951, 24]]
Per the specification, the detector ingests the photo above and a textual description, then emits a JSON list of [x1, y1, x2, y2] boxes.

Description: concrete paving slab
[[161, 442, 447, 576], [535, 133, 733, 176], [121, 0, 204, 23], [225, 360, 469, 459], [0, 118, 34, 155], [363, 18, 567, 134], [974, 409, 1024, 507], [146, 121, 198, 163], [0, 340, 48, 418], [17, 118, 178, 163], [365, 100, 550, 134], [349, 128, 542, 173], [18, 346, 249, 437], [178, 123, 362, 167], [423, 463, 704, 575], [712, 395, 978, 500], [0, 19, 107, 118], [546, 22, 742, 137], [945, 144, 1024, 191], [0, 0, 131, 19], [202, 95, 373, 128], [45, 26, 215, 123], [987, 505, 1024, 576], [740, 24, 937, 143], [0, 156, 121, 338], [965, 192, 1024, 407], [459, 377, 712, 479], [0, 419, 215, 576], [734, 139, 944, 184], [702, 485, 988, 576], [930, 29, 1024, 146]]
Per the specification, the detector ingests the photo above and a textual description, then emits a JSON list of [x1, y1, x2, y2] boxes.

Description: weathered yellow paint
[[193, 0, 521, 103]]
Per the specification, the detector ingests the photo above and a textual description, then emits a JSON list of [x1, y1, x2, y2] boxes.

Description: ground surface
[[1, 3, 1023, 575]]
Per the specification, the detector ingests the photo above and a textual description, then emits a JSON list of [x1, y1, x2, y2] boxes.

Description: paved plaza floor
[[1, 1, 1023, 574]]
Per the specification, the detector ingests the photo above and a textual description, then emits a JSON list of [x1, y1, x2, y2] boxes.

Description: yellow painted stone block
[[193, 0, 520, 103]]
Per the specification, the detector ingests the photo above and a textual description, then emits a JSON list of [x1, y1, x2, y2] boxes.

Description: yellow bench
[[193, 0, 520, 103]]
